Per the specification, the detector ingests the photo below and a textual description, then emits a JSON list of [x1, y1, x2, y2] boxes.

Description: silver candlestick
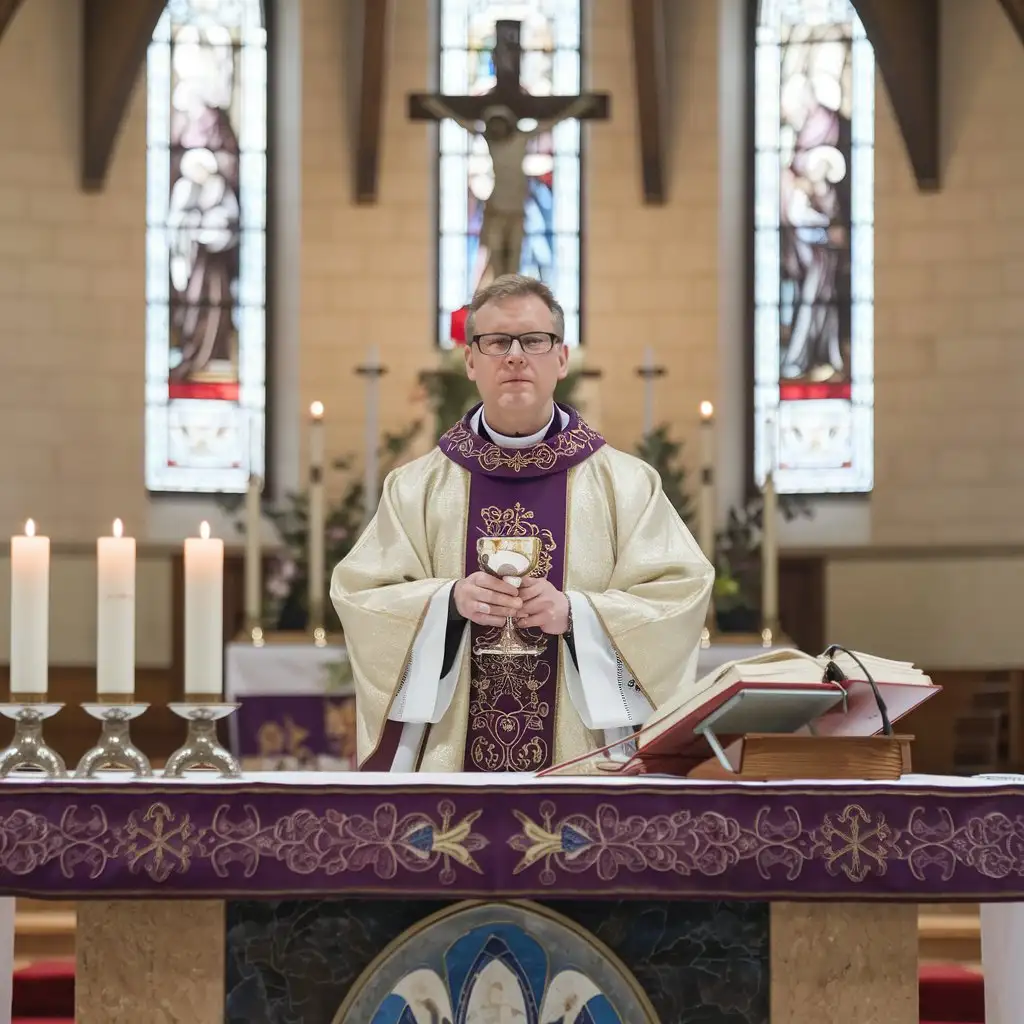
[[0, 703, 66, 778], [163, 702, 241, 778], [75, 703, 152, 778]]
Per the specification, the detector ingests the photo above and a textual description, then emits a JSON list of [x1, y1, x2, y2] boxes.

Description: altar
[[224, 639, 356, 770], [3, 771, 1022, 1022], [223, 638, 782, 771]]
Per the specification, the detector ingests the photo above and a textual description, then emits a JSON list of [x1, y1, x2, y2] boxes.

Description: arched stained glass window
[[753, 0, 874, 493], [437, 0, 583, 347], [145, 0, 268, 493]]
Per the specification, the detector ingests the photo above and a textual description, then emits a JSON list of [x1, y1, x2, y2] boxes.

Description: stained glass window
[[753, 0, 874, 493], [437, 0, 582, 347], [145, 0, 267, 493]]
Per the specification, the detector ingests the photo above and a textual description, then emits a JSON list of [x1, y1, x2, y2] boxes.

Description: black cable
[[821, 643, 893, 737]]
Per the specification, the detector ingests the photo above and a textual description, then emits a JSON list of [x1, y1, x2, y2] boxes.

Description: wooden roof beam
[[630, 0, 670, 204], [81, 0, 166, 192], [996, 0, 1024, 48], [348, 0, 391, 205], [0, 0, 26, 43], [852, 0, 941, 191]]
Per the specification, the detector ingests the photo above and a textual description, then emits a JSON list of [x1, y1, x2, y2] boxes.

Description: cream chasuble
[[330, 403, 713, 773]]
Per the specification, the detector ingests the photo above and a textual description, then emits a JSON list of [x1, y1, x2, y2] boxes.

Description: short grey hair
[[465, 274, 566, 342]]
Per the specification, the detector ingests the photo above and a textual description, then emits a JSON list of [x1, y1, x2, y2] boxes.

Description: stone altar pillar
[[771, 902, 918, 1023], [76, 901, 224, 1023]]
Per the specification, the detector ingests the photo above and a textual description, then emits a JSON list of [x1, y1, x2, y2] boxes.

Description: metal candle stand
[[75, 703, 152, 778], [163, 702, 241, 778], [0, 703, 67, 778]]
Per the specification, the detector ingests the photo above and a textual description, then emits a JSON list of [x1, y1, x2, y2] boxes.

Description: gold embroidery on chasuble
[[479, 502, 557, 579], [468, 501, 558, 773], [437, 404, 606, 774]]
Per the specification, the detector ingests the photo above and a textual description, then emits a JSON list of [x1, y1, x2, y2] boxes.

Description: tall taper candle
[[97, 518, 135, 698], [762, 422, 779, 632], [308, 401, 326, 630], [184, 521, 224, 698], [698, 401, 716, 562], [244, 474, 262, 631], [10, 519, 48, 698]]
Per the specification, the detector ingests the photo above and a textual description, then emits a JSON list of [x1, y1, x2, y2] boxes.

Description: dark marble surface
[[551, 900, 769, 1024], [225, 898, 769, 1024]]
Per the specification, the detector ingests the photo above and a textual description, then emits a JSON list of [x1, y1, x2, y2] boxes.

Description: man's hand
[[515, 575, 571, 635], [453, 572, 522, 627]]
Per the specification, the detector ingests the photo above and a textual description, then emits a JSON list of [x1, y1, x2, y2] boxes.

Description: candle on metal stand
[[762, 419, 780, 638], [308, 401, 326, 632], [10, 519, 49, 700], [184, 521, 224, 699], [97, 518, 135, 700], [244, 474, 262, 634], [698, 401, 716, 563]]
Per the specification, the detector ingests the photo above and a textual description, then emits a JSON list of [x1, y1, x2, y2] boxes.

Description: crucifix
[[409, 20, 610, 282]]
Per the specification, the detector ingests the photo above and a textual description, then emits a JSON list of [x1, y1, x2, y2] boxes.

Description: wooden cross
[[408, 19, 610, 128]]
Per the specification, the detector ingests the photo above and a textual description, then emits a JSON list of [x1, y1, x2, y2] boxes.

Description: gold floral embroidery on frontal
[[480, 502, 556, 578]]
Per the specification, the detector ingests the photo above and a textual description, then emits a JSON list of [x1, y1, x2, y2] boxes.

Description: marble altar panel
[[225, 898, 769, 1024]]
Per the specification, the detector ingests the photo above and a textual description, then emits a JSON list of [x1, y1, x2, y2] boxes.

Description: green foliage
[[712, 491, 813, 615], [634, 424, 695, 529], [632, 422, 814, 623], [224, 422, 421, 630]]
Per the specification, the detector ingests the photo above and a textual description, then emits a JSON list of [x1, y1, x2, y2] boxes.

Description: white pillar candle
[[244, 474, 262, 630], [184, 521, 224, 698], [698, 401, 716, 563], [10, 519, 49, 697], [762, 421, 779, 631], [308, 401, 326, 630], [97, 519, 135, 697]]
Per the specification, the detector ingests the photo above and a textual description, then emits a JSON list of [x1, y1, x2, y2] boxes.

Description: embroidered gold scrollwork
[[479, 502, 556, 579]]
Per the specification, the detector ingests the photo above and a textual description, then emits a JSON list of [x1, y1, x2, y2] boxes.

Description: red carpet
[[5, 957, 989, 1022], [12, 960, 73, 1019], [919, 962, 985, 1023]]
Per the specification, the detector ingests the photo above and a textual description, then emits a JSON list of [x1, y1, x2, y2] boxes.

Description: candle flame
[[310, 400, 324, 419], [24, 519, 35, 538], [699, 400, 714, 420], [199, 521, 211, 540], [112, 518, 123, 538]]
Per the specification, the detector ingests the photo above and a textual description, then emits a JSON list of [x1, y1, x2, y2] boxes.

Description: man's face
[[465, 294, 568, 423]]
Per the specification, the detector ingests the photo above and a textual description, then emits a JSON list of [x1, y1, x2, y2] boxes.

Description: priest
[[331, 274, 714, 773]]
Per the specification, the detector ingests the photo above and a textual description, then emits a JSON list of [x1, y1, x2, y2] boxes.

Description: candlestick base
[[163, 703, 241, 779], [75, 703, 152, 778], [0, 703, 67, 778]]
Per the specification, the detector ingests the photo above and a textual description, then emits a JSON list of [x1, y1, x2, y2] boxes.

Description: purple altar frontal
[[0, 772, 1021, 902]]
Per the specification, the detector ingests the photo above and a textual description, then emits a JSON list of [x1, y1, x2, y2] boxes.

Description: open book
[[541, 647, 941, 777]]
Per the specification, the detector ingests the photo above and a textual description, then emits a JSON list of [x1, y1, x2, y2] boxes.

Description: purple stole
[[438, 404, 606, 772]]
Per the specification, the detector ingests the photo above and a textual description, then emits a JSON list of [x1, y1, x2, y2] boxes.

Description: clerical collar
[[474, 406, 566, 448]]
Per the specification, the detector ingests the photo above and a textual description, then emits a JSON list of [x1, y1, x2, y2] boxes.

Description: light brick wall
[[870, 0, 1024, 544], [0, 0, 149, 542], [586, 0, 719, 452], [299, 0, 436, 484], [0, 0, 1019, 553]]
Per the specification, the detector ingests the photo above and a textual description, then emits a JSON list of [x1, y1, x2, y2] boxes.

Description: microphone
[[821, 643, 893, 737]]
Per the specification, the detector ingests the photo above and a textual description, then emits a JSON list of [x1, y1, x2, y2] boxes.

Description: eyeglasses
[[472, 332, 561, 356]]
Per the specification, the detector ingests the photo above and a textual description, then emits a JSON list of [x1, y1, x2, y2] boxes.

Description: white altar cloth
[[0, 771, 1012, 788]]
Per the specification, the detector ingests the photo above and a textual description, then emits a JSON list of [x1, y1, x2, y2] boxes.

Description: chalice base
[[474, 619, 541, 658]]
